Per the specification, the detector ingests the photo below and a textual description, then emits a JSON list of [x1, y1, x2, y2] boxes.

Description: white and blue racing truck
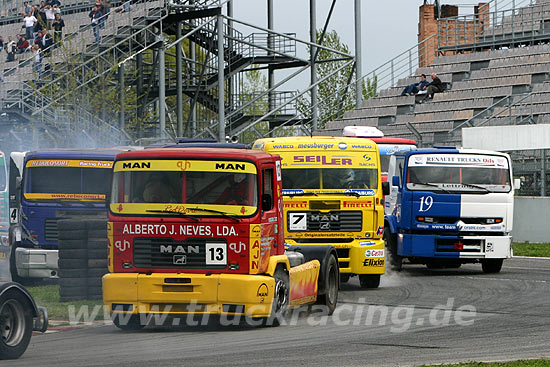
[[385, 147, 518, 273]]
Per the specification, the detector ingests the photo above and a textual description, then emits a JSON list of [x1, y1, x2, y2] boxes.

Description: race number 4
[[206, 243, 226, 265], [289, 213, 307, 231], [419, 196, 434, 212], [9, 208, 18, 224]]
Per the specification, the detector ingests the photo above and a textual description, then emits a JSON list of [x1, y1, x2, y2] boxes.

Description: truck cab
[[104, 148, 338, 329], [8, 149, 127, 282], [385, 148, 515, 273]]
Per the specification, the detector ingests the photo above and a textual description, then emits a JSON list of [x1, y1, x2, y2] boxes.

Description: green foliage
[[297, 29, 377, 130], [512, 242, 550, 257]]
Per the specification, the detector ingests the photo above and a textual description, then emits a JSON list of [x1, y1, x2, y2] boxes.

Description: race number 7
[[289, 213, 307, 231], [419, 196, 434, 212]]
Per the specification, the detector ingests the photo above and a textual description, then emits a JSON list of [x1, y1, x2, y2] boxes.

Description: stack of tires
[[57, 220, 88, 301], [57, 218, 109, 301], [86, 220, 109, 300]]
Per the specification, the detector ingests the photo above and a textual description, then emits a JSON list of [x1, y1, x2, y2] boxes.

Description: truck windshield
[[406, 153, 511, 193], [111, 160, 258, 216], [24, 163, 112, 201], [282, 168, 378, 190]]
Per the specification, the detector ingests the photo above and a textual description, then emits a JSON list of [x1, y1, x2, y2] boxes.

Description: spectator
[[16, 36, 30, 54], [89, 6, 102, 43], [24, 1, 32, 14], [401, 74, 429, 96], [5, 36, 16, 62], [0, 36, 4, 51], [45, 5, 55, 29], [50, 0, 61, 6], [52, 4, 60, 16], [23, 11, 37, 41], [52, 13, 64, 43], [419, 73, 443, 103], [40, 29, 53, 55], [32, 44, 42, 78], [104, 0, 112, 19]]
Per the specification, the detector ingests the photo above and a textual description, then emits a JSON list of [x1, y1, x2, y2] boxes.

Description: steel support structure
[[310, 0, 318, 131], [217, 12, 225, 142], [354, 0, 362, 108]]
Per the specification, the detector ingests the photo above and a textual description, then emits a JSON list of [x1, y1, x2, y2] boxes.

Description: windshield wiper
[[413, 182, 451, 194], [145, 209, 198, 221], [460, 183, 490, 193], [282, 192, 318, 197], [186, 207, 239, 222]]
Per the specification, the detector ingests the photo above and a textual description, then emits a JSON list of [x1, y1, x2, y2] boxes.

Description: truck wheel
[[426, 261, 444, 270], [318, 255, 338, 315], [265, 268, 289, 327], [482, 259, 503, 273], [112, 314, 145, 331], [384, 230, 402, 271], [340, 274, 350, 284], [359, 274, 380, 289], [0, 290, 33, 360]]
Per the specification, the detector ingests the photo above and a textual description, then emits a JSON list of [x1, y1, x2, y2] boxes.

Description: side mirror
[[514, 178, 521, 190], [382, 182, 390, 196], [391, 175, 400, 187], [261, 194, 272, 212]]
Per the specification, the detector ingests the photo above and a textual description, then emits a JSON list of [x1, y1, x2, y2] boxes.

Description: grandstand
[[321, 0, 550, 196]]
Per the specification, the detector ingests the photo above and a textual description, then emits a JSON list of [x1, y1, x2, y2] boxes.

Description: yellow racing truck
[[254, 137, 389, 288]]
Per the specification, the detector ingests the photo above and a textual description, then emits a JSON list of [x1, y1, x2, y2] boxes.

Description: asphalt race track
[[5, 257, 550, 367]]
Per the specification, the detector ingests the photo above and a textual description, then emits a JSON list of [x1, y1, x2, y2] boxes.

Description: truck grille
[[44, 218, 59, 241], [288, 211, 362, 232], [133, 238, 226, 269]]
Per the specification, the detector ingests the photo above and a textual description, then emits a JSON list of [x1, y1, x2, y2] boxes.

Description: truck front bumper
[[14, 247, 59, 278], [103, 273, 276, 318], [398, 234, 513, 259], [285, 239, 385, 275]]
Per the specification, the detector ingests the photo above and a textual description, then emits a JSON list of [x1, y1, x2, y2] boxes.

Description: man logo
[[122, 162, 151, 169], [216, 163, 245, 170], [257, 283, 269, 303], [173, 255, 187, 265]]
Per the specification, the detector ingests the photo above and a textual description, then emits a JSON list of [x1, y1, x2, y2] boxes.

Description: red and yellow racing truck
[[103, 147, 339, 329]]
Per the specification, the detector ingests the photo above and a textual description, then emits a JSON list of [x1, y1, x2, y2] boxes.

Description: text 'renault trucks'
[[385, 148, 517, 272], [253, 137, 389, 289], [8, 149, 127, 282], [104, 147, 339, 329]]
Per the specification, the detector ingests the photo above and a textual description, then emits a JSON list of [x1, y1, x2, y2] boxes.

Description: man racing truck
[[104, 147, 339, 329], [254, 137, 389, 289]]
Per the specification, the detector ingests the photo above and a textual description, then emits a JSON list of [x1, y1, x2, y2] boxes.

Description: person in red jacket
[[16, 36, 30, 54]]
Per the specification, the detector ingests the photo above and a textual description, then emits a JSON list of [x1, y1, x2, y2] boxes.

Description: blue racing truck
[[8, 149, 128, 283], [385, 147, 518, 273]]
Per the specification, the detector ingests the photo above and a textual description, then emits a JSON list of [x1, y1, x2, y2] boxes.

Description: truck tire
[[87, 249, 108, 259], [112, 314, 145, 331], [340, 274, 350, 284], [359, 274, 381, 289], [58, 230, 87, 241], [87, 268, 108, 278], [481, 259, 503, 273], [59, 278, 87, 288], [88, 259, 108, 268], [58, 249, 87, 260], [87, 240, 108, 250], [263, 267, 289, 327], [59, 268, 87, 278], [57, 240, 87, 250], [59, 286, 87, 298], [0, 289, 33, 360], [384, 230, 402, 271], [87, 277, 103, 288], [87, 230, 107, 240], [57, 220, 86, 231], [58, 258, 87, 269], [317, 254, 338, 315], [87, 221, 107, 231]]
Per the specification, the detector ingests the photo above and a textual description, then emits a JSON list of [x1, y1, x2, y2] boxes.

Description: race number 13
[[206, 243, 226, 265], [419, 196, 433, 212]]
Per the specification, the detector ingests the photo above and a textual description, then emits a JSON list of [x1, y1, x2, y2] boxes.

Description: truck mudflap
[[398, 233, 513, 259], [103, 273, 275, 318]]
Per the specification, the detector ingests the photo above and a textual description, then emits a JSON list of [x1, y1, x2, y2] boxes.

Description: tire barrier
[[57, 218, 108, 302]]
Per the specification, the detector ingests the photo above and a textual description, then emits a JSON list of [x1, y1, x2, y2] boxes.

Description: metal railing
[[437, 0, 550, 52]]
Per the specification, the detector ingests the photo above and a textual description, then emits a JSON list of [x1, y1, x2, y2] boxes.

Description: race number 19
[[206, 243, 226, 265], [419, 196, 434, 212]]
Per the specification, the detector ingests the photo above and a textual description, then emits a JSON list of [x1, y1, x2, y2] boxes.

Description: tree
[[298, 29, 378, 130]]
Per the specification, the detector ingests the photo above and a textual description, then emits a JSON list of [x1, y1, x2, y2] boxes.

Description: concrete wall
[[513, 197, 550, 243]]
